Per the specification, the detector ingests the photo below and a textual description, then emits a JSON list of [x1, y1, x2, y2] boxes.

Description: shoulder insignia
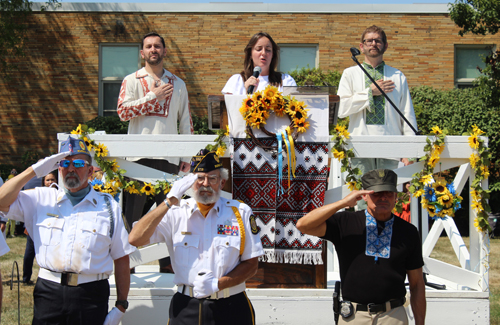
[[250, 214, 259, 235]]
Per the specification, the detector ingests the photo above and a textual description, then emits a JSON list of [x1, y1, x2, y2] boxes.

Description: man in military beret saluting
[[129, 149, 264, 325], [297, 169, 426, 325], [0, 136, 135, 325]]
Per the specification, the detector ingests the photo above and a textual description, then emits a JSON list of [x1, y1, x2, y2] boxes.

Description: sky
[[34, 0, 453, 4]]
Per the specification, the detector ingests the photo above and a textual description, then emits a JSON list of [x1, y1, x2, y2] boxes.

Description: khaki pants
[[339, 305, 408, 325]]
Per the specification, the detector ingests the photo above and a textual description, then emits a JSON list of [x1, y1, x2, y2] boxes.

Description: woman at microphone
[[221, 32, 296, 95]]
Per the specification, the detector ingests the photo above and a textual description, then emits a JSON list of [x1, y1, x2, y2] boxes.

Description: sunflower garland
[[466, 125, 492, 233], [331, 124, 362, 191], [409, 126, 463, 220], [240, 85, 310, 137], [205, 125, 229, 158], [70, 124, 173, 197]]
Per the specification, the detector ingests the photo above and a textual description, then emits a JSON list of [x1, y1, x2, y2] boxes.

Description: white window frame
[[278, 44, 319, 73], [454, 44, 495, 88], [98, 43, 141, 116]]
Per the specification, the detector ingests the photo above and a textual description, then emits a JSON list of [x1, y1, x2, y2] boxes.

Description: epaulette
[[223, 199, 243, 208]]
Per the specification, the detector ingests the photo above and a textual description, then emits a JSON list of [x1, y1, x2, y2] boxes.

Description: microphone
[[247, 66, 262, 94], [350, 47, 360, 57]]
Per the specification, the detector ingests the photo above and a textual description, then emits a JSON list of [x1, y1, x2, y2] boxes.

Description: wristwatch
[[115, 300, 129, 310]]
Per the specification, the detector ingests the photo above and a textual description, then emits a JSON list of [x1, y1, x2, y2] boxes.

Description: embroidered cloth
[[365, 210, 394, 259], [363, 61, 385, 125], [232, 138, 328, 265]]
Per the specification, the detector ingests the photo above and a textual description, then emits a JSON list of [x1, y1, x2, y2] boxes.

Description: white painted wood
[[442, 217, 471, 270], [129, 243, 169, 269], [423, 257, 482, 291], [423, 219, 444, 258]]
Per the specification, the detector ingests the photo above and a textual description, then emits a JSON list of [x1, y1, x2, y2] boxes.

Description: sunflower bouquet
[[240, 85, 310, 134], [409, 125, 463, 219]]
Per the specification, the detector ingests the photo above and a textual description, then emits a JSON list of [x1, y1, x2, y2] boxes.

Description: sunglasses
[[59, 159, 88, 168]]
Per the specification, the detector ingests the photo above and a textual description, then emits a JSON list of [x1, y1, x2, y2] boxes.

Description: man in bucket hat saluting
[[297, 169, 426, 325]]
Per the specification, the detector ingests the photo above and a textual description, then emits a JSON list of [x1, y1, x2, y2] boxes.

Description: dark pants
[[169, 292, 256, 325], [124, 158, 178, 269], [23, 234, 35, 283], [33, 278, 109, 325]]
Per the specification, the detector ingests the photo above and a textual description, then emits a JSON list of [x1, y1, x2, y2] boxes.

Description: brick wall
[[0, 10, 499, 166]]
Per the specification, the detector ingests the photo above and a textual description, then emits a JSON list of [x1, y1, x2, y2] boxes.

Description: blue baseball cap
[[60, 136, 91, 158]]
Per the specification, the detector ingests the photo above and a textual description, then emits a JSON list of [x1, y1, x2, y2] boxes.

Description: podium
[[217, 88, 337, 288]]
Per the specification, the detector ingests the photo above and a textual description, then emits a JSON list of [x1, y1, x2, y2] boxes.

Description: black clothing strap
[[355, 298, 405, 314]]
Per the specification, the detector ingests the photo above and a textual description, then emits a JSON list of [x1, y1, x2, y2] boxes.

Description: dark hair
[[142, 32, 166, 49], [42, 170, 59, 187], [361, 25, 387, 45], [240, 32, 282, 87]]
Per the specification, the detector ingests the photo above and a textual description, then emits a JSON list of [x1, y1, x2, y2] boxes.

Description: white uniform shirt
[[221, 73, 297, 95], [117, 67, 194, 164], [337, 64, 417, 136], [0, 229, 9, 256], [149, 197, 264, 286], [6, 186, 135, 274]]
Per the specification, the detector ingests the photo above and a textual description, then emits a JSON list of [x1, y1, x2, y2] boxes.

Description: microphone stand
[[350, 52, 421, 135]]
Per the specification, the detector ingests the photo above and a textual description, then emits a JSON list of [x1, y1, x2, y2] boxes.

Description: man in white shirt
[[338, 25, 417, 173], [117, 33, 194, 260], [0, 137, 135, 325], [129, 149, 264, 325]]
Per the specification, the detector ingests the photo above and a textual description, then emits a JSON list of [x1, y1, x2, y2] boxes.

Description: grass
[[1, 235, 499, 324]]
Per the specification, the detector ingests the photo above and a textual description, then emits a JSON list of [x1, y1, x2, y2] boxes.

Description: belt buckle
[[66, 273, 79, 286], [367, 303, 381, 315]]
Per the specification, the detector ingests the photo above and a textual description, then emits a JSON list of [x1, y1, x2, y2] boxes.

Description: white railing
[[58, 133, 489, 292]]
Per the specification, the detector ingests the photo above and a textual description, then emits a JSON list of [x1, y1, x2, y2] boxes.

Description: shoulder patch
[[250, 214, 259, 235], [224, 199, 243, 208]]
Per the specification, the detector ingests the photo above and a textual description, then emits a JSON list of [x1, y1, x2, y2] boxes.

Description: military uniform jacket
[[149, 197, 264, 286], [6, 186, 135, 274]]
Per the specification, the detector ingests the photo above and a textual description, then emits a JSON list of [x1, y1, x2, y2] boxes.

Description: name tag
[[181, 231, 191, 235], [47, 213, 59, 218]]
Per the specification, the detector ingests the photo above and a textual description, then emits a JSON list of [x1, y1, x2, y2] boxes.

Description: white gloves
[[103, 307, 125, 325], [32, 151, 70, 178], [167, 173, 197, 200], [193, 269, 219, 299]]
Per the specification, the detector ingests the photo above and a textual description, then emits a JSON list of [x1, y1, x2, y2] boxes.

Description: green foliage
[[474, 50, 500, 108], [288, 66, 341, 88], [449, 0, 500, 36], [84, 116, 129, 134], [0, 0, 59, 76], [21, 150, 41, 168], [191, 114, 214, 135]]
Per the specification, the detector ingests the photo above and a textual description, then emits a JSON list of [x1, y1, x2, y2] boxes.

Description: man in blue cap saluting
[[129, 148, 264, 325], [0, 136, 135, 325]]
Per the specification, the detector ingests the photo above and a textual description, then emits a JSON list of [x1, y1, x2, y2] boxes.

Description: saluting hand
[[341, 190, 374, 209]]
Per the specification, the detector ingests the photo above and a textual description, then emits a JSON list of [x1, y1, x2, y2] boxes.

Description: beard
[[64, 171, 82, 189], [363, 45, 386, 58], [145, 52, 164, 66], [193, 185, 221, 205]]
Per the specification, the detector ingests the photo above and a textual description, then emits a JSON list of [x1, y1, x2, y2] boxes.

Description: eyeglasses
[[363, 38, 384, 45], [196, 175, 220, 185], [59, 159, 88, 168]]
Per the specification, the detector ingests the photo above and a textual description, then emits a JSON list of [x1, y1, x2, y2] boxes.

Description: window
[[455, 45, 494, 88], [99, 44, 141, 116], [278, 44, 318, 73]]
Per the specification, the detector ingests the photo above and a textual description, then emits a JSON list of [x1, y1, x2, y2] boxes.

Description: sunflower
[[141, 182, 155, 196], [333, 148, 345, 161], [474, 218, 482, 232], [216, 146, 226, 157], [93, 184, 103, 192], [240, 98, 255, 116], [83, 136, 93, 151], [285, 98, 300, 115], [414, 188, 425, 198], [95, 143, 109, 157], [420, 174, 433, 185], [470, 189, 480, 201], [104, 183, 118, 196], [428, 154, 440, 168], [347, 181, 358, 191], [469, 153, 480, 169], [480, 165, 490, 178], [433, 179, 448, 195], [433, 144, 445, 155], [472, 200, 484, 212], [421, 198, 429, 210], [264, 86, 279, 102], [427, 204, 437, 217], [71, 124, 83, 135], [225, 125, 230, 137], [250, 112, 266, 129], [163, 183, 172, 195], [274, 98, 286, 117], [125, 185, 140, 195], [437, 193, 454, 208], [430, 126, 443, 135], [472, 124, 485, 136], [295, 118, 310, 133], [112, 178, 123, 188], [109, 159, 120, 173], [468, 134, 480, 149]]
